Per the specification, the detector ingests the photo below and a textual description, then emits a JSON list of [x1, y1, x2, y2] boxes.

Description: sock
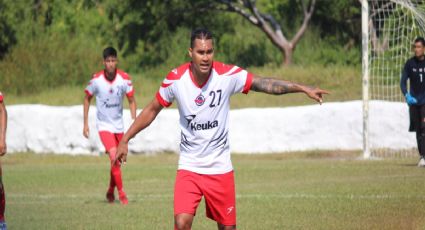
[[109, 149, 124, 194], [0, 176, 5, 222], [107, 150, 116, 193], [108, 171, 115, 193], [416, 128, 425, 157], [112, 165, 124, 194]]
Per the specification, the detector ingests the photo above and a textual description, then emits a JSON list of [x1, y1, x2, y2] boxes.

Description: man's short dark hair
[[103, 47, 117, 59], [190, 28, 213, 48], [415, 37, 425, 46]]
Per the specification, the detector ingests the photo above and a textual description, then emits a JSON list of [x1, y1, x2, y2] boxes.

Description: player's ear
[[188, 48, 193, 59]]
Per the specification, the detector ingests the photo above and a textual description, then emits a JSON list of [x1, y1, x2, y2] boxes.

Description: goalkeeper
[[400, 37, 425, 167]]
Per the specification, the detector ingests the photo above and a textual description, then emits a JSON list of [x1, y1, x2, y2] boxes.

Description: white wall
[[6, 101, 415, 155]]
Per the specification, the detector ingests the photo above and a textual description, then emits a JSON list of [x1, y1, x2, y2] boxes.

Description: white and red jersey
[[157, 61, 253, 174], [0, 92, 3, 102], [85, 69, 134, 133]]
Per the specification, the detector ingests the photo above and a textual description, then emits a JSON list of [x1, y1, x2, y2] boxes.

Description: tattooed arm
[[251, 76, 329, 103]]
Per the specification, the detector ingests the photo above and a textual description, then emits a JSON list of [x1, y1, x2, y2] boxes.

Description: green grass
[[3, 151, 425, 229], [4, 65, 361, 108]]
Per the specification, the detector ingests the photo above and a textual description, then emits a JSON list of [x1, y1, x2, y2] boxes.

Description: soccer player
[[0, 92, 7, 230], [400, 37, 425, 167], [115, 28, 328, 229], [83, 47, 136, 204]]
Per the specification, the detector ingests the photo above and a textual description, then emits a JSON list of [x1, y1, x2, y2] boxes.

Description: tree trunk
[[213, 0, 315, 67], [282, 45, 293, 66]]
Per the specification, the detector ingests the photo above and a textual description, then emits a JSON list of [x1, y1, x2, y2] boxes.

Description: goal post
[[362, 0, 425, 158], [362, 0, 370, 159]]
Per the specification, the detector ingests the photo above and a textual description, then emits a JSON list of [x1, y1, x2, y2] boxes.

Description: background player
[[115, 28, 328, 229], [83, 47, 137, 204], [0, 92, 7, 230], [400, 37, 425, 167]]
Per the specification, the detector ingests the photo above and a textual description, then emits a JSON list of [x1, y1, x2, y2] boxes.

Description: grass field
[[4, 65, 361, 108], [3, 151, 425, 229]]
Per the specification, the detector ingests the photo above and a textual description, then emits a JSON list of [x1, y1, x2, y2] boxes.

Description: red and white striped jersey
[[85, 69, 134, 133], [157, 61, 253, 174]]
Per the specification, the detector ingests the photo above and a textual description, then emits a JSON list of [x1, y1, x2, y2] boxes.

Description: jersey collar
[[189, 62, 213, 89], [103, 70, 117, 84]]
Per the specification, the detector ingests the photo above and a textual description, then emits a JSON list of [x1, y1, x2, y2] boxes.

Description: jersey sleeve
[[85, 78, 97, 96], [0, 92, 3, 102], [117, 70, 135, 97], [156, 72, 176, 107], [229, 66, 254, 95], [125, 78, 135, 97], [400, 61, 409, 96]]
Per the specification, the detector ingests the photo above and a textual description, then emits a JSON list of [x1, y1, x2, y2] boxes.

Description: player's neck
[[417, 55, 425, 61], [104, 69, 116, 82], [190, 65, 210, 86]]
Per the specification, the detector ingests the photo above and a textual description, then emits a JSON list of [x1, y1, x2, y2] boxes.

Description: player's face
[[189, 39, 214, 77], [414, 42, 425, 58], [103, 56, 118, 74]]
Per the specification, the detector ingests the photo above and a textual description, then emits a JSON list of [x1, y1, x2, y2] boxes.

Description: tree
[[211, 0, 316, 66]]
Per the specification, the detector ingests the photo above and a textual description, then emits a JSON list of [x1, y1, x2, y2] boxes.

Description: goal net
[[363, 0, 425, 158]]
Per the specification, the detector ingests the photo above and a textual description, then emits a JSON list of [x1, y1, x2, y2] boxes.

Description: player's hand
[[0, 141, 6, 156], [304, 87, 329, 104], [114, 141, 128, 165], [406, 93, 418, 105], [83, 125, 90, 139]]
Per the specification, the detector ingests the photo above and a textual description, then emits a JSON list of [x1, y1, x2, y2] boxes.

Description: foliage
[[0, 33, 101, 95], [312, 0, 361, 47], [0, 0, 362, 95], [292, 27, 361, 67]]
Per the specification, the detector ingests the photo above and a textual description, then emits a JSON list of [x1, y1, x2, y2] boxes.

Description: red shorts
[[98, 131, 123, 152], [174, 170, 236, 226]]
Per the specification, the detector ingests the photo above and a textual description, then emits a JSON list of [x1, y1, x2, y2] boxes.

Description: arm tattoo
[[251, 77, 299, 95]]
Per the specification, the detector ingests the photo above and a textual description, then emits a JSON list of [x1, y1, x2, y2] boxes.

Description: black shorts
[[409, 105, 425, 132]]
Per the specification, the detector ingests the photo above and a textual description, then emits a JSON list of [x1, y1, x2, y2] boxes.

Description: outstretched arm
[[0, 102, 7, 156], [250, 76, 329, 103], [115, 98, 164, 164], [83, 95, 92, 138], [127, 96, 137, 120]]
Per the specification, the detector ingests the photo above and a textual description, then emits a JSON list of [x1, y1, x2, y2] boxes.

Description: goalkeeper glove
[[405, 93, 418, 105]]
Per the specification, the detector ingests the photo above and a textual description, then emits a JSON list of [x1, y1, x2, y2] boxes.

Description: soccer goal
[[362, 0, 425, 158]]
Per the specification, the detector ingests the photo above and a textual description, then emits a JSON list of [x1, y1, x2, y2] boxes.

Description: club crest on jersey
[[109, 88, 114, 94], [194, 93, 205, 106]]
